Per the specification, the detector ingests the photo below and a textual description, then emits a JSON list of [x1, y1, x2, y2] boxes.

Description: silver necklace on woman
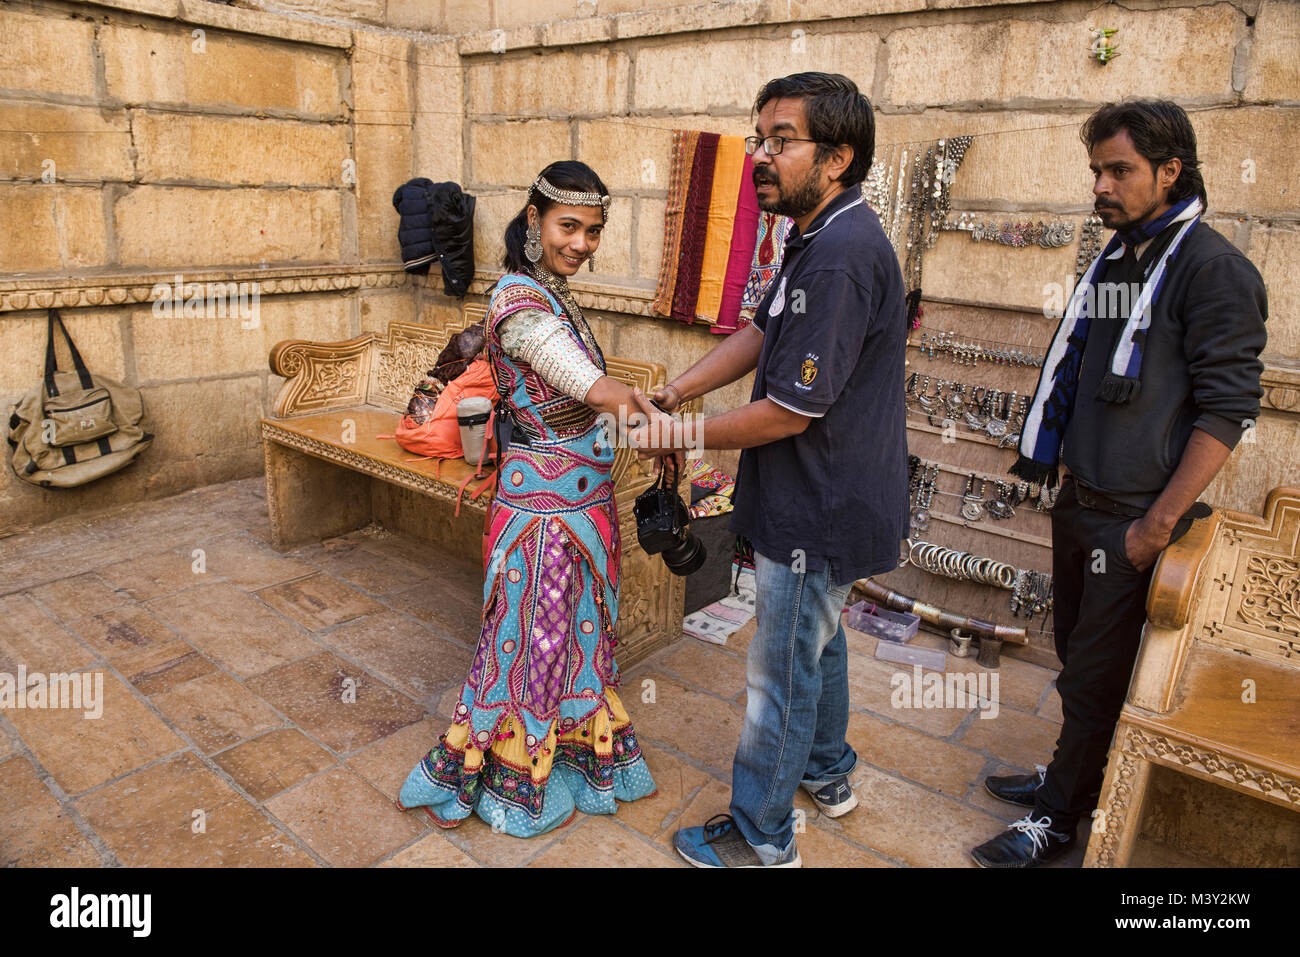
[[531, 263, 602, 362]]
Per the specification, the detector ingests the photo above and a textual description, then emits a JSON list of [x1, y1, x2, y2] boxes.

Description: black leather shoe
[[971, 815, 1076, 868], [984, 765, 1046, 807]]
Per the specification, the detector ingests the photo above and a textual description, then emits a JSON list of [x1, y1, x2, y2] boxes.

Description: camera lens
[[662, 532, 707, 576]]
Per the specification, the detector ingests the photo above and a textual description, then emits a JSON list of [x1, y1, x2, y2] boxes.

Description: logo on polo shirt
[[768, 277, 786, 316], [799, 353, 819, 388]]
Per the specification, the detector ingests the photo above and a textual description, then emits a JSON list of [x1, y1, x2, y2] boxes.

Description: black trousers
[[1033, 477, 1193, 830]]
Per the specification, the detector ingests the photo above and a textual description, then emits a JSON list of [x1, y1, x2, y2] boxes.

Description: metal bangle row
[[906, 539, 1017, 590], [916, 329, 1043, 368], [941, 214, 1077, 248]]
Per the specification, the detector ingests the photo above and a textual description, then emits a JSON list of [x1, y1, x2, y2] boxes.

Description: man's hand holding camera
[[626, 387, 686, 472]]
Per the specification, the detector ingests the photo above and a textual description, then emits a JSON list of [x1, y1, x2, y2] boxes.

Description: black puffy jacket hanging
[[392, 178, 476, 298]]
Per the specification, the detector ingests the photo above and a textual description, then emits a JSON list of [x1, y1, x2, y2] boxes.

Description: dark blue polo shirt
[[729, 186, 910, 587]]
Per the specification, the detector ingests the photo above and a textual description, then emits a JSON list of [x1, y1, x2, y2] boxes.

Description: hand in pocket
[[1122, 516, 1172, 572]]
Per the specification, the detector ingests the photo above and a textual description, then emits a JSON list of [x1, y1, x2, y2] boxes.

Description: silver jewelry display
[[533, 176, 611, 220], [525, 221, 543, 264]]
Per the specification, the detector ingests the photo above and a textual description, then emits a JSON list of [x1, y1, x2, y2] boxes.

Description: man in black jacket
[[972, 99, 1268, 867]]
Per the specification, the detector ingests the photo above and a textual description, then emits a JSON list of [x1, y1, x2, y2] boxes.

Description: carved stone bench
[[1086, 486, 1300, 866], [261, 304, 691, 668]]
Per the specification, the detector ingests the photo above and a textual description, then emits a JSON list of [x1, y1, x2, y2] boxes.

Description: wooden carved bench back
[[368, 306, 486, 413], [268, 303, 679, 498], [1133, 486, 1300, 713]]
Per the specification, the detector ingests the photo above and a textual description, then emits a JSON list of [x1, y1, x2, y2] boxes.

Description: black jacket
[[1062, 222, 1268, 509], [391, 178, 476, 298]]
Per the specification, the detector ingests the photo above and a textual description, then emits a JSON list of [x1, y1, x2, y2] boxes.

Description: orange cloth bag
[[394, 359, 499, 460]]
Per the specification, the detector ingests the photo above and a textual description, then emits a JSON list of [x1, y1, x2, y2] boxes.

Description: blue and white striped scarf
[[1011, 197, 1203, 486]]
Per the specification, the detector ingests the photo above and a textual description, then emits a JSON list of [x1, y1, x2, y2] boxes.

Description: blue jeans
[[729, 550, 858, 863]]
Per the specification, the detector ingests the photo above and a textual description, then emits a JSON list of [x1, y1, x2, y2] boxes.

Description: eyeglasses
[[744, 135, 821, 156]]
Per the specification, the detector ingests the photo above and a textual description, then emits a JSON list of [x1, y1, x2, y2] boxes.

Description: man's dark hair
[[753, 72, 875, 189], [1080, 99, 1208, 209], [502, 160, 609, 273]]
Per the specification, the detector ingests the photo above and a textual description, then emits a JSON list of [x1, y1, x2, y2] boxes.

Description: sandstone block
[[102, 23, 346, 116], [601, 0, 732, 13], [606, 313, 715, 381], [783, 0, 921, 15], [495, 0, 585, 28], [444, 0, 493, 34], [415, 299, 467, 329], [355, 124, 413, 263], [631, 114, 755, 138], [177, 0, 355, 44], [1248, 223, 1300, 358], [359, 290, 415, 335], [0, 105, 133, 184], [1244, 0, 1300, 102], [137, 376, 264, 462], [414, 112, 465, 186], [132, 293, 352, 381], [413, 35, 461, 71], [637, 197, 666, 281], [1203, 411, 1300, 515], [354, 31, 411, 117], [592, 196, 631, 278], [884, 4, 1243, 108], [540, 17, 613, 47], [576, 121, 675, 193], [378, 0, 440, 30], [0, 10, 96, 97], [634, 30, 879, 113], [834, 764, 993, 867], [1195, 107, 1300, 215], [920, 217, 1080, 312], [470, 121, 571, 186], [874, 110, 1096, 208], [615, 1, 768, 41], [226, 0, 384, 24], [114, 186, 343, 268], [413, 39, 465, 184], [97, 0, 180, 16], [134, 112, 346, 186], [472, 190, 525, 270], [0, 186, 108, 272], [467, 50, 628, 116]]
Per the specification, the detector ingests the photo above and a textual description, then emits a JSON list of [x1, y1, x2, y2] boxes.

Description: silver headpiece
[[532, 175, 611, 220]]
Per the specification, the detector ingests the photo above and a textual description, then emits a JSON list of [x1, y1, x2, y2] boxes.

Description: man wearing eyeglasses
[[629, 72, 909, 867]]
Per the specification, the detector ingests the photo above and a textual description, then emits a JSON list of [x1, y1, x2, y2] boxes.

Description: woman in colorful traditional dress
[[396, 161, 671, 837]]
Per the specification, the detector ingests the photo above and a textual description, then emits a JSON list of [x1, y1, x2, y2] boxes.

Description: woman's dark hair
[[501, 161, 610, 273], [1080, 99, 1208, 208], [753, 72, 875, 189]]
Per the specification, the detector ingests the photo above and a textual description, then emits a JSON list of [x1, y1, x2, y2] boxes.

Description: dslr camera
[[633, 457, 706, 576]]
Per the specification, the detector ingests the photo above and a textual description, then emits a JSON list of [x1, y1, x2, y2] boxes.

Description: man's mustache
[[753, 170, 779, 187]]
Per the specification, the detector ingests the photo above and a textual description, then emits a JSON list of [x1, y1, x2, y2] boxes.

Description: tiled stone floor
[[0, 477, 1087, 867]]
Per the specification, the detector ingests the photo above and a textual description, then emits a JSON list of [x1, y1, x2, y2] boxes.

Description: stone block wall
[[0, 0, 464, 531]]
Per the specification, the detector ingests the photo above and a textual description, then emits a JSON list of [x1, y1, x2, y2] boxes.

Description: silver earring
[[525, 221, 542, 264], [587, 254, 596, 272]]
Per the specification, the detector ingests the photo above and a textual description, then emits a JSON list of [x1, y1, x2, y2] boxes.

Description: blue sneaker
[[673, 814, 801, 868], [802, 776, 858, 818]]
